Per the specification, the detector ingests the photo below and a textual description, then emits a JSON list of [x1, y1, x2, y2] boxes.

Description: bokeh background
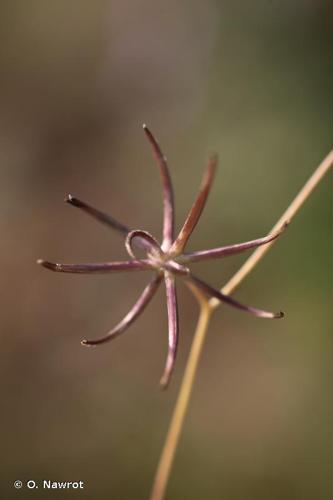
[[1, 1, 332, 499]]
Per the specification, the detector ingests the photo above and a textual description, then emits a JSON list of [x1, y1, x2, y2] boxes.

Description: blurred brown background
[[1, 1, 332, 499]]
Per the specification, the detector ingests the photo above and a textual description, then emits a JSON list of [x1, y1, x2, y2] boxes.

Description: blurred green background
[[1, 1, 332, 499]]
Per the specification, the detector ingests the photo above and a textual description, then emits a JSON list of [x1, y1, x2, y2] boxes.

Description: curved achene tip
[[159, 373, 171, 390], [81, 339, 95, 347], [263, 310, 284, 319], [65, 194, 80, 206], [37, 259, 59, 271]]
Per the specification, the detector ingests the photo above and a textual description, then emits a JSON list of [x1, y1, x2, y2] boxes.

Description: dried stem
[[150, 299, 212, 500], [215, 150, 333, 301], [149, 150, 333, 500]]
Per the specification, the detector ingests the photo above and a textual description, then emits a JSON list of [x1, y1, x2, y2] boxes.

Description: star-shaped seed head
[[38, 125, 286, 388]]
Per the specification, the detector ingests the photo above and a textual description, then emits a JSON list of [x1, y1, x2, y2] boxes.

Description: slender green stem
[[212, 150, 333, 302], [149, 151, 333, 500], [150, 298, 212, 500]]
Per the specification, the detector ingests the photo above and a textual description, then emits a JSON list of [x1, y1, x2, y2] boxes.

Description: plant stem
[[150, 298, 212, 500], [213, 149, 333, 303], [149, 151, 333, 500]]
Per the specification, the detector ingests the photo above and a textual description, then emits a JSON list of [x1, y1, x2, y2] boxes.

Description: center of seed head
[[125, 229, 164, 263], [125, 229, 190, 276]]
